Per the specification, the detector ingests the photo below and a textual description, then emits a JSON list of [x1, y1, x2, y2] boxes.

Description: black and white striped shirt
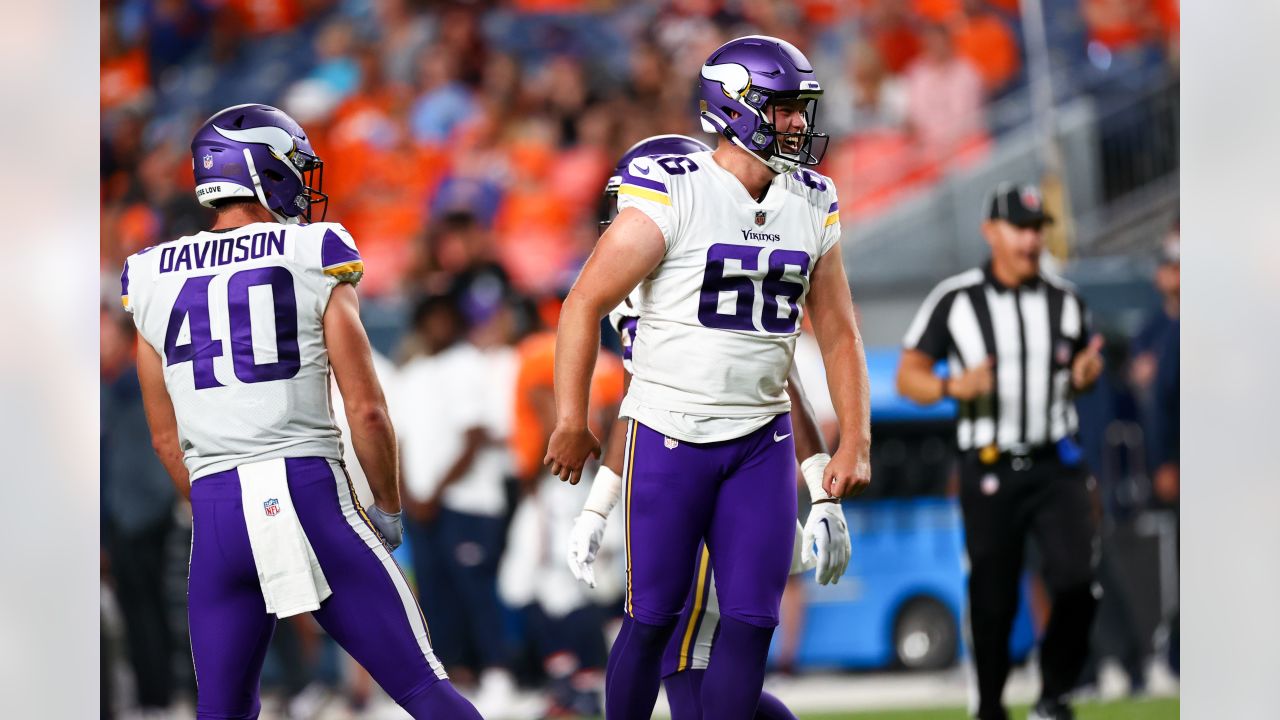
[[902, 263, 1092, 452]]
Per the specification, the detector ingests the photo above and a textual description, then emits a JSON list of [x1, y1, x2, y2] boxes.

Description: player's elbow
[[150, 430, 180, 462], [563, 284, 613, 324], [347, 402, 394, 437]]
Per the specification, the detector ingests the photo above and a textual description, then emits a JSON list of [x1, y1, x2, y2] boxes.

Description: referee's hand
[[948, 357, 994, 400], [1071, 335, 1105, 391]]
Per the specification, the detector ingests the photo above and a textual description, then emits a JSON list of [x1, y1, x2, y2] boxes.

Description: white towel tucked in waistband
[[239, 458, 333, 618]]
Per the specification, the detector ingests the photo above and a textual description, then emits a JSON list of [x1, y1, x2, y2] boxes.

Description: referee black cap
[[987, 183, 1054, 228]]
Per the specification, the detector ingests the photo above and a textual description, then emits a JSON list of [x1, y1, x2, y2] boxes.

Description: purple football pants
[[606, 416, 796, 719], [187, 456, 480, 720]]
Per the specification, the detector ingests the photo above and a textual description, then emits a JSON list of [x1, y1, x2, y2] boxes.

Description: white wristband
[[801, 453, 833, 503], [583, 465, 624, 518]]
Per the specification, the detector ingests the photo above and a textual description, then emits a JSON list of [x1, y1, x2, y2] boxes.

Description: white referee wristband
[[583, 465, 624, 518], [801, 453, 833, 503]]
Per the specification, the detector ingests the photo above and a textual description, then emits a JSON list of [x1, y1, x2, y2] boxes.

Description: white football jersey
[[615, 150, 841, 442], [122, 221, 365, 481]]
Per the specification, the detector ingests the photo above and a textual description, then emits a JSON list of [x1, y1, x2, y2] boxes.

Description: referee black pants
[[959, 451, 1098, 720]]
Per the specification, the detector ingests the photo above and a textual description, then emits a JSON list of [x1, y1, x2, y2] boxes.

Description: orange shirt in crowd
[[101, 48, 149, 109], [510, 331, 624, 483], [226, 0, 301, 35], [953, 13, 1021, 92], [914, 0, 960, 22]]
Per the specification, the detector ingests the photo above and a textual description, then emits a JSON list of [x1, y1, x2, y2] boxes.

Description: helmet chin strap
[[243, 149, 299, 225], [701, 112, 799, 175], [727, 133, 800, 175]]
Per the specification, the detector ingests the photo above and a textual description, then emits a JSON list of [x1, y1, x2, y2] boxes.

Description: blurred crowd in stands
[[100, 1, 1180, 717], [102, 0, 1179, 295]]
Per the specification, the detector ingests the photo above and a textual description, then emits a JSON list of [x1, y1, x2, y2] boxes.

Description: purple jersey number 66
[[697, 244, 810, 334]]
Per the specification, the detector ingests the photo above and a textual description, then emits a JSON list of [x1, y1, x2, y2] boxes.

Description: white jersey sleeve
[[616, 156, 685, 250], [123, 221, 364, 481], [617, 152, 843, 442]]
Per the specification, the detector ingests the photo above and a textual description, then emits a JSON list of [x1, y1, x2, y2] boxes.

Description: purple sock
[[662, 669, 705, 720], [605, 616, 676, 720], [755, 691, 798, 720], [700, 616, 776, 719], [399, 680, 483, 719]]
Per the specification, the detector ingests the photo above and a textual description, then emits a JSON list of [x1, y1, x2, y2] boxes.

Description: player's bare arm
[[545, 207, 665, 484], [805, 241, 871, 498], [137, 338, 191, 500], [325, 282, 400, 514], [897, 349, 994, 403]]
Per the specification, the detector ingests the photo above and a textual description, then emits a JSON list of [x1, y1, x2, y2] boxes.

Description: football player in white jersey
[[124, 104, 481, 720], [565, 134, 854, 720], [544, 36, 872, 719]]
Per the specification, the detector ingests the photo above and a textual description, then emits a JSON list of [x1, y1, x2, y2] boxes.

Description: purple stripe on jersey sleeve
[[620, 169, 669, 194], [828, 201, 839, 213], [321, 228, 361, 269], [120, 259, 130, 297]]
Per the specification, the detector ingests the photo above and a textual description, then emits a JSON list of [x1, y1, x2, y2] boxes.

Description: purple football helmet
[[698, 35, 829, 174], [191, 103, 327, 224], [600, 134, 711, 231]]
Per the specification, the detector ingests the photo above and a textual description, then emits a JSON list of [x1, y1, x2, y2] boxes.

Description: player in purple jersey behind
[[126, 103, 482, 720], [545, 37, 873, 719]]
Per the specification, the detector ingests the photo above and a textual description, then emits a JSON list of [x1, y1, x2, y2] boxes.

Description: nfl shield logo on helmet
[[264, 498, 281, 517], [755, 210, 767, 226], [202, 154, 214, 170]]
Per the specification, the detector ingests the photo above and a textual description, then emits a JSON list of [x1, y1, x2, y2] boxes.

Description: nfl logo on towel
[[264, 498, 281, 517]]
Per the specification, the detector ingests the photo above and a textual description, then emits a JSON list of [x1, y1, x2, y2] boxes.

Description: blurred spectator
[[372, 0, 435, 89], [101, 8, 151, 113], [904, 22, 987, 168], [951, 0, 1021, 94], [394, 292, 519, 713], [863, 0, 923, 74], [101, 308, 178, 716], [830, 43, 908, 137], [1130, 227, 1179, 504], [410, 44, 479, 144]]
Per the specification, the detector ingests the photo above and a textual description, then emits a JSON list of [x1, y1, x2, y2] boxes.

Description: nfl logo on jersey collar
[[755, 210, 767, 226]]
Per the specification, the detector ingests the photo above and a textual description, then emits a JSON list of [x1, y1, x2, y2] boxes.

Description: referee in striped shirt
[[896, 184, 1105, 720]]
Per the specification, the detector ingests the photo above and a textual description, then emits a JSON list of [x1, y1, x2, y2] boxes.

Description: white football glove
[[567, 510, 608, 588], [367, 504, 404, 551], [801, 502, 851, 585]]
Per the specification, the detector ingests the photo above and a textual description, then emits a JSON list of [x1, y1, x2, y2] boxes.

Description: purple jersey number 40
[[164, 266, 301, 389], [697, 244, 811, 333]]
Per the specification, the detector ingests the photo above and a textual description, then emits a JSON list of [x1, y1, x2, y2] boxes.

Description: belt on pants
[[968, 444, 1058, 471]]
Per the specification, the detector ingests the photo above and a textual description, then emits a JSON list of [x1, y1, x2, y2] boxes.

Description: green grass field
[[797, 696, 1178, 719]]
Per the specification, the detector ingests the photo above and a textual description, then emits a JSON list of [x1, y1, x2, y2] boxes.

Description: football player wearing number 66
[[544, 36, 872, 720], [123, 104, 481, 720]]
